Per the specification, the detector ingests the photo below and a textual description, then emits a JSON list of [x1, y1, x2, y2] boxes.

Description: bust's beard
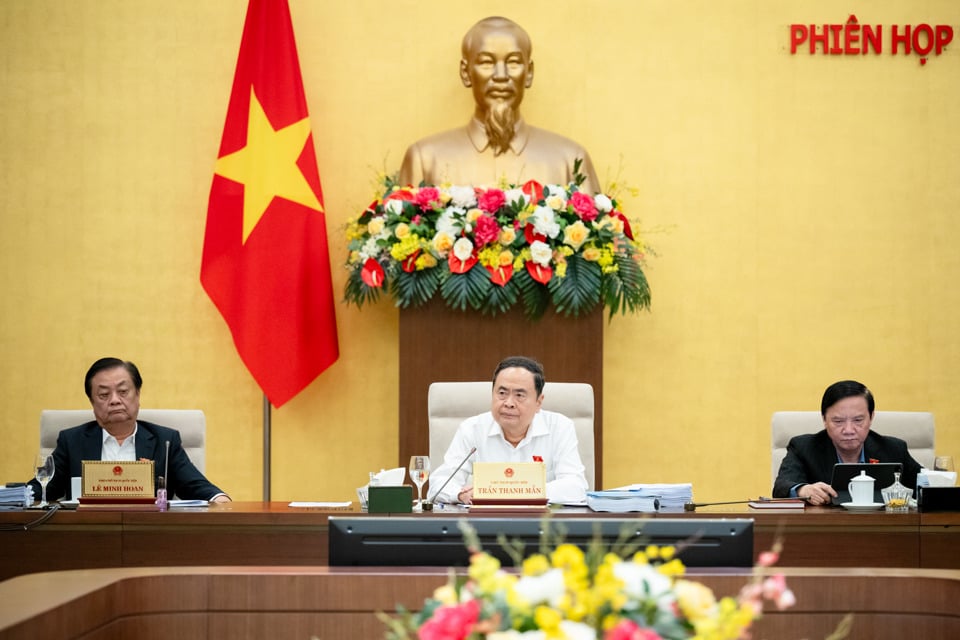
[[484, 103, 518, 156]]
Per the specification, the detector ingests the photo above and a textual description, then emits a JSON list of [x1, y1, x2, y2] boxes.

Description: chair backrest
[[771, 410, 935, 483], [427, 381, 595, 491], [39, 409, 207, 472]]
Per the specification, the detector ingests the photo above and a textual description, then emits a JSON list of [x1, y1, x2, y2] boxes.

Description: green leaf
[[482, 279, 519, 316], [391, 268, 440, 309], [514, 269, 551, 319], [440, 265, 492, 311], [343, 267, 383, 309], [549, 254, 602, 317], [601, 250, 651, 320]]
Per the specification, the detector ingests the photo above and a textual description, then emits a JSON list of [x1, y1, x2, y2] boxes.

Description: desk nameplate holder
[[78, 460, 158, 509], [471, 462, 547, 507]]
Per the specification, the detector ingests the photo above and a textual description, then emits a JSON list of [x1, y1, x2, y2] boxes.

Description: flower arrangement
[[380, 522, 796, 640], [344, 164, 650, 320]]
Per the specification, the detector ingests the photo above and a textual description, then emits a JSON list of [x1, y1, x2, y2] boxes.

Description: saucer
[[841, 501, 884, 512]]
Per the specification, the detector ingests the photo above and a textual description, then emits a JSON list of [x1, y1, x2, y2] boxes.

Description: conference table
[[2, 501, 959, 581]]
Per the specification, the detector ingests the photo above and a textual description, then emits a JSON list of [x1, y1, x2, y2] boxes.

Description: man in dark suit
[[29, 357, 229, 503], [773, 380, 922, 505]]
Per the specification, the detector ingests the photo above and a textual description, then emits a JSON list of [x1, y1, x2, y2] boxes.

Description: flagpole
[[262, 393, 272, 501]]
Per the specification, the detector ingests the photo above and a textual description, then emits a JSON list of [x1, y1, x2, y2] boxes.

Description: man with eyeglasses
[[429, 356, 587, 505], [772, 380, 922, 504]]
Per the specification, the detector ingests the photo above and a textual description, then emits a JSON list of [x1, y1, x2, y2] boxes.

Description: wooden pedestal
[[398, 300, 603, 488]]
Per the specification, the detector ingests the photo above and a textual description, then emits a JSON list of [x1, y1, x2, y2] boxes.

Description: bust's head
[[460, 17, 535, 154]]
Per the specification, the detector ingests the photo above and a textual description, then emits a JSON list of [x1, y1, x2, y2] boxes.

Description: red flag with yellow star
[[201, 0, 338, 407]]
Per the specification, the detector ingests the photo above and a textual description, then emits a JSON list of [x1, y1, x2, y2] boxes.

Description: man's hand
[[457, 485, 473, 505], [797, 482, 837, 506]]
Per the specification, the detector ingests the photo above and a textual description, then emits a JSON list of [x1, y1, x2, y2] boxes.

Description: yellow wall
[[2, 1, 958, 503]]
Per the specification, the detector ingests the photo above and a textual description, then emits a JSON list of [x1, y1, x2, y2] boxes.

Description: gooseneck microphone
[[422, 447, 477, 512]]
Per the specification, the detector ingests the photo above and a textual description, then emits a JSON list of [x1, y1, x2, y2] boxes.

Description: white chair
[[771, 411, 935, 483], [427, 381, 595, 491], [40, 409, 207, 472]]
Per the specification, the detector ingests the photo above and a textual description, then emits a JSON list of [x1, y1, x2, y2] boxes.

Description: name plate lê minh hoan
[[472, 461, 547, 505], [82, 460, 155, 498]]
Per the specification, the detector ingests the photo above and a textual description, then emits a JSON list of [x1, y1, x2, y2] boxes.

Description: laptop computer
[[829, 462, 903, 505]]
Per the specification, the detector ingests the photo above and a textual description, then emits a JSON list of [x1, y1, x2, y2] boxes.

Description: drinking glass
[[934, 456, 955, 472], [34, 453, 55, 508], [408, 455, 430, 512]]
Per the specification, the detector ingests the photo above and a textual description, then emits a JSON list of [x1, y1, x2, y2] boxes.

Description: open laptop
[[829, 462, 903, 505]]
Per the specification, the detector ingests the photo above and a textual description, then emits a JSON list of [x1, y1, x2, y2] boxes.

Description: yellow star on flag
[[214, 88, 322, 243]]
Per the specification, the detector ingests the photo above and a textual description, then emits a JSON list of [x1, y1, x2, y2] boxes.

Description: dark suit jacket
[[29, 421, 224, 501], [772, 430, 922, 498]]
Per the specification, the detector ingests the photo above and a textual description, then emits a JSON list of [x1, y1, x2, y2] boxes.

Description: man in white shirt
[[430, 356, 588, 505]]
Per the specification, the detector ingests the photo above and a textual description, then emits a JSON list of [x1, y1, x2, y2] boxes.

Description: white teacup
[[848, 470, 875, 504]]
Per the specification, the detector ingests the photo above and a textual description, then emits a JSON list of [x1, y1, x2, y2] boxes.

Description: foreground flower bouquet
[[344, 166, 650, 320], [380, 522, 797, 640]]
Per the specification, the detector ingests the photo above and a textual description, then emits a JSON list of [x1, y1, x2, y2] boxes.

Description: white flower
[[504, 188, 528, 207], [385, 198, 405, 216], [531, 205, 560, 239], [453, 237, 474, 262], [594, 194, 613, 213], [489, 621, 594, 640], [359, 237, 381, 260], [544, 184, 566, 197], [447, 185, 476, 209], [512, 568, 565, 606], [435, 207, 464, 237], [614, 561, 673, 603], [529, 240, 552, 266]]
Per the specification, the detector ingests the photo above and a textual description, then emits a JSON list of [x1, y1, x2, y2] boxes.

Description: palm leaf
[[549, 254, 602, 317], [440, 265, 492, 311], [344, 267, 383, 308], [514, 269, 551, 319], [391, 269, 440, 308], [601, 251, 651, 320]]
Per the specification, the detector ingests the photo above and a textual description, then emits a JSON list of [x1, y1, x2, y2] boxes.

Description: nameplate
[[472, 462, 547, 505], [81, 460, 155, 498]]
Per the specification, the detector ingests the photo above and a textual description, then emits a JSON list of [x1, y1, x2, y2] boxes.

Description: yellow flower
[[394, 222, 410, 239], [533, 605, 562, 634], [415, 253, 437, 270], [432, 584, 459, 606], [582, 247, 601, 262], [367, 217, 385, 235], [563, 220, 590, 251], [545, 194, 565, 210], [432, 231, 454, 256], [389, 234, 422, 261], [674, 579, 718, 622], [499, 227, 517, 245], [466, 208, 484, 224]]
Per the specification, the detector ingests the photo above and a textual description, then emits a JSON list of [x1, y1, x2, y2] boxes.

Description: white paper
[[288, 501, 352, 508], [169, 499, 208, 507]]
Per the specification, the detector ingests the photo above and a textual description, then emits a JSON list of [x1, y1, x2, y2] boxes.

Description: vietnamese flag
[[201, 0, 338, 407]]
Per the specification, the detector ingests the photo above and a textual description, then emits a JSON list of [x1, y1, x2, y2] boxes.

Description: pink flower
[[415, 187, 441, 211], [417, 600, 480, 640], [477, 188, 506, 213], [570, 191, 598, 222], [473, 214, 500, 246], [757, 551, 779, 567], [605, 619, 663, 640]]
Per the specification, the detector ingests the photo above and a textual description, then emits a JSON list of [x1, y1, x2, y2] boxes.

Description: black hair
[[84, 358, 143, 399], [820, 380, 874, 417], [492, 356, 545, 396]]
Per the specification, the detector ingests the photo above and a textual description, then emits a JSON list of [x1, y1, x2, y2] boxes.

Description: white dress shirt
[[101, 424, 138, 461], [430, 410, 588, 505]]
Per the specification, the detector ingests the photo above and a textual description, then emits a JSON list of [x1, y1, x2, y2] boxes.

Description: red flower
[[570, 191, 598, 222], [401, 250, 421, 273], [415, 187, 441, 211], [417, 600, 481, 640], [385, 188, 415, 202], [473, 214, 500, 246], [448, 252, 478, 274], [521, 179, 544, 204], [610, 210, 634, 240], [477, 188, 506, 213], [360, 259, 384, 288], [486, 263, 513, 286], [523, 223, 546, 245], [605, 620, 663, 640], [525, 260, 553, 284]]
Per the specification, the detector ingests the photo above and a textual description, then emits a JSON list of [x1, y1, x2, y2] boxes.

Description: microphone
[[683, 497, 809, 511], [422, 447, 477, 512]]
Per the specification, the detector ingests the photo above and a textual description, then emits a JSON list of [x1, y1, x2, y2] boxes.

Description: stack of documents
[[586, 490, 659, 513], [0, 484, 33, 508], [608, 483, 693, 512]]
